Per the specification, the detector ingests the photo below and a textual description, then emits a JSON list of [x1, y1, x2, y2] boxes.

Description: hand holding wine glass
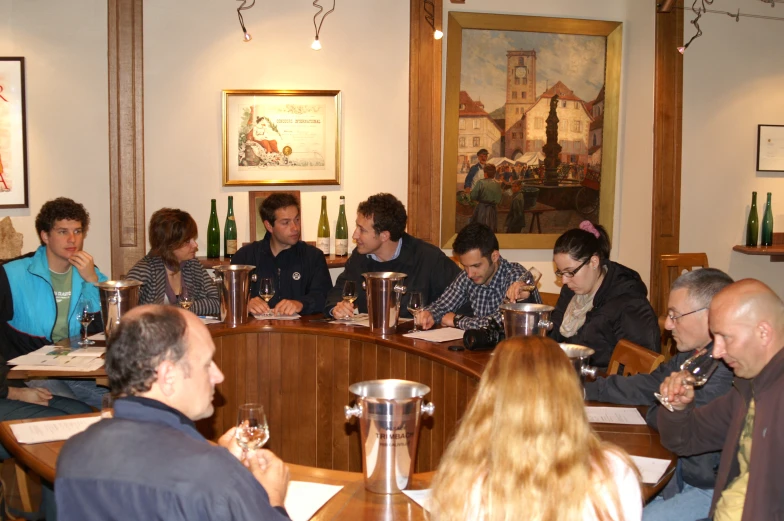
[[235, 404, 270, 453], [407, 291, 425, 332], [654, 347, 719, 412], [177, 286, 193, 312], [258, 278, 276, 317], [336, 281, 358, 321], [78, 295, 98, 346]]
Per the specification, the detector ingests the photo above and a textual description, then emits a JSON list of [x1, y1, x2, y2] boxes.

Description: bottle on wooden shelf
[[335, 196, 349, 256], [224, 196, 237, 258], [207, 199, 220, 259], [745, 192, 759, 247], [317, 195, 330, 255], [761, 192, 774, 247]]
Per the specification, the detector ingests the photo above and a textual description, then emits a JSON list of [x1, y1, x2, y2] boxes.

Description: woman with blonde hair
[[429, 336, 642, 521]]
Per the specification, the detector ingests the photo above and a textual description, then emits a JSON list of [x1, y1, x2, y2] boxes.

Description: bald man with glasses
[[585, 268, 734, 521]]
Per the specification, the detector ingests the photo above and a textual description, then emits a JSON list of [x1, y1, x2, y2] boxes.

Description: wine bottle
[[317, 195, 330, 255], [745, 192, 759, 247], [335, 195, 349, 256], [224, 195, 238, 258], [761, 192, 774, 247], [207, 199, 220, 258]]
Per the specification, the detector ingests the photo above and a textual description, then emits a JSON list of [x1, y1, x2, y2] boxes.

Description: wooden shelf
[[198, 253, 348, 270], [733, 233, 784, 261]]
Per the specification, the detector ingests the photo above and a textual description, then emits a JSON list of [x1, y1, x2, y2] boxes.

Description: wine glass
[[503, 267, 541, 304], [258, 278, 275, 317], [407, 292, 425, 332], [177, 286, 193, 312], [654, 347, 719, 412], [341, 281, 358, 320], [78, 295, 98, 346], [235, 404, 270, 453]]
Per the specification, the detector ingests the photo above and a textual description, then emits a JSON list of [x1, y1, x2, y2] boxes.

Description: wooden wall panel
[[207, 331, 479, 473]]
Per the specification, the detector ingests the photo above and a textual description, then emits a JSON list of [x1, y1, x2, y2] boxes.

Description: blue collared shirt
[[367, 238, 403, 262]]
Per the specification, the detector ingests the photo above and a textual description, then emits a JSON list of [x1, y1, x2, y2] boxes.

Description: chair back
[[658, 253, 709, 316], [608, 339, 665, 376]]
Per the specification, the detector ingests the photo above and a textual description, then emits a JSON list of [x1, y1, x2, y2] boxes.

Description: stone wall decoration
[[0, 57, 29, 209]]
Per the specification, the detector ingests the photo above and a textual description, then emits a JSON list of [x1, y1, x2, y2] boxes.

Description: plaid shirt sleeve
[[423, 273, 470, 323], [455, 262, 529, 331]]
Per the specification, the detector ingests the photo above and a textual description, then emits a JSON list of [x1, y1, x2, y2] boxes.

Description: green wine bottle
[[745, 192, 759, 247], [224, 196, 238, 258], [335, 196, 349, 256], [207, 199, 220, 258], [761, 192, 774, 247], [316, 195, 330, 255]]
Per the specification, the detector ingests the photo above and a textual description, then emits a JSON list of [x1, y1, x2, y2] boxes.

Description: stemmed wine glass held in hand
[[235, 404, 270, 452], [407, 292, 425, 332], [654, 347, 719, 412], [177, 286, 193, 311], [258, 278, 275, 317], [340, 281, 358, 320], [78, 295, 99, 346]]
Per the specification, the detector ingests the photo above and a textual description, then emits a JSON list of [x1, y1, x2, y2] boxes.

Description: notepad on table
[[403, 327, 465, 343], [630, 455, 672, 484], [11, 416, 102, 444], [253, 313, 301, 321], [7, 354, 105, 372], [284, 481, 343, 521], [403, 489, 431, 511], [585, 406, 646, 425], [30, 345, 106, 357]]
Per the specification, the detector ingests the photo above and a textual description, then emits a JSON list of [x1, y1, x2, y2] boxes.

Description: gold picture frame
[[223, 90, 341, 186], [441, 13, 622, 249]]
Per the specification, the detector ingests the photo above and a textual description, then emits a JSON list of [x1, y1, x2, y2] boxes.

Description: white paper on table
[[403, 327, 465, 343], [253, 313, 301, 321], [402, 489, 432, 511], [585, 406, 646, 425], [630, 455, 672, 485], [199, 317, 223, 325], [331, 313, 369, 326], [88, 332, 106, 341], [8, 354, 105, 372], [283, 481, 343, 521], [30, 345, 106, 357], [11, 416, 102, 444]]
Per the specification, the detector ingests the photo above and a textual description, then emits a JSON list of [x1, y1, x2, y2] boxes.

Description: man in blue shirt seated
[[418, 222, 540, 331], [232, 192, 331, 316], [55, 305, 291, 521], [584, 268, 734, 521]]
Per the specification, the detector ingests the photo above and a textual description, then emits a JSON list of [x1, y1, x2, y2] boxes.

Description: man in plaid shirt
[[418, 223, 540, 331]]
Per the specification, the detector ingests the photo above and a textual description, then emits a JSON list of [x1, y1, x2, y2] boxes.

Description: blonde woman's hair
[[429, 336, 639, 521]]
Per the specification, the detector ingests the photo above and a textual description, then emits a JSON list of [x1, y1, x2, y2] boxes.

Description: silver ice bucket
[[499, 303, 555, 338], [213, 264, 256, 326], [559, 343, 598, 389], [345, 379, 434, 494], [96, 280, 143, 338], [362, 272, 407, 335]]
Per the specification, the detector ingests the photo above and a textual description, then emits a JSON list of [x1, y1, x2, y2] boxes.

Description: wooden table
[[198, 252, 348, 270]]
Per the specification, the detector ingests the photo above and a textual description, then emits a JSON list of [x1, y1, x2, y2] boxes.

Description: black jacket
[[549, 260, 660, 368], [231, 235, 332, 315], [585, 343, 733, 491], [325, 233, 462, 318]]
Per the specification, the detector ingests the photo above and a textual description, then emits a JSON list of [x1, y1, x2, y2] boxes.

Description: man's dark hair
[[260, 193, 300, 226], [106, 306, 189, 397], [453, 222, 498, 259], [35, 198, 90, 244], [671, 268, 734, 309], [357, 193, 407, 241]]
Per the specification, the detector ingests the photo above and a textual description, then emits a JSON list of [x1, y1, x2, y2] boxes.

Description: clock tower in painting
[[505, 50, 536, 158]]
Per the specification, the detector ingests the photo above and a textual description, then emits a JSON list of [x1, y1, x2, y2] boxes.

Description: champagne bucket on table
[[345, 379, 434, 494], [499, 303, 555, 338], [212, 265, 256, 326], [361, 272, 407, 335], [559, 343, 598, 390], [95, 280, 142, 338]]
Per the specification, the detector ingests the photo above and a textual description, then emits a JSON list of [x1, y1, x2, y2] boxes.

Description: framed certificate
[[757, 124, 784, 172]]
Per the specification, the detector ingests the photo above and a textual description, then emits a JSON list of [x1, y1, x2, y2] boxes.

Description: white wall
[[444, 1, 655, 293], [0, 1, 110, 271], [681, 3, 784, 297]]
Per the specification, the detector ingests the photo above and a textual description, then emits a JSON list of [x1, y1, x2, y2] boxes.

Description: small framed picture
[[0, 57, 29, 209], [248, 191, 301, 241], [757, 125, 784, 172]]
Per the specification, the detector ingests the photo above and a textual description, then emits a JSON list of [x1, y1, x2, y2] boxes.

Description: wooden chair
[[540, 292, 559, 307], [607, 339, 665, 376], [657, 253, 709, 360]]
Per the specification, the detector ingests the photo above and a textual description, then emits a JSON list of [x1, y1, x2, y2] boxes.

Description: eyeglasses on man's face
[[666, 307, 707, 323], [555, 258, 590, 279]]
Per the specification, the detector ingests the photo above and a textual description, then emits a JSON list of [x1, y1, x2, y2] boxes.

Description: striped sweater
[[126, 255, 220, 316]]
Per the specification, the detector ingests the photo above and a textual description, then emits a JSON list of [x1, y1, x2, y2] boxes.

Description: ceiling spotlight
[[677, 46, 686, 54], [311, 0, 336, 51], [423, 0, 442, 40], [434, 29, 444, 40], [236, 0, 256, 43]]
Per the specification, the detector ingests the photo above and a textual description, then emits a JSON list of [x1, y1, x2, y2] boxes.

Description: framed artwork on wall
[[223, 90, 341, 187], [757, 125, 784, 172], [248, 190, 301, 242], [0, 57, 29, 209], [441, 13, 622, 249]]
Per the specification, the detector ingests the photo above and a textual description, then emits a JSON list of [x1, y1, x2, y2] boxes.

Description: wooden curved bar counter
[[200, 317, 490, 473]]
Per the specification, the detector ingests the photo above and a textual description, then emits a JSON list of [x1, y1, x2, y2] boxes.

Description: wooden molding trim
[[108, 0, 146, 278], [408, 0, 443, 245], [650, 1, 684, 315]]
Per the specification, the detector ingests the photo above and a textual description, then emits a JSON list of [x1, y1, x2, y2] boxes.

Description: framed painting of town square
[[441, 13, 621, 249], [0, 57, 29, 209], [223, 90, 341, 187]]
